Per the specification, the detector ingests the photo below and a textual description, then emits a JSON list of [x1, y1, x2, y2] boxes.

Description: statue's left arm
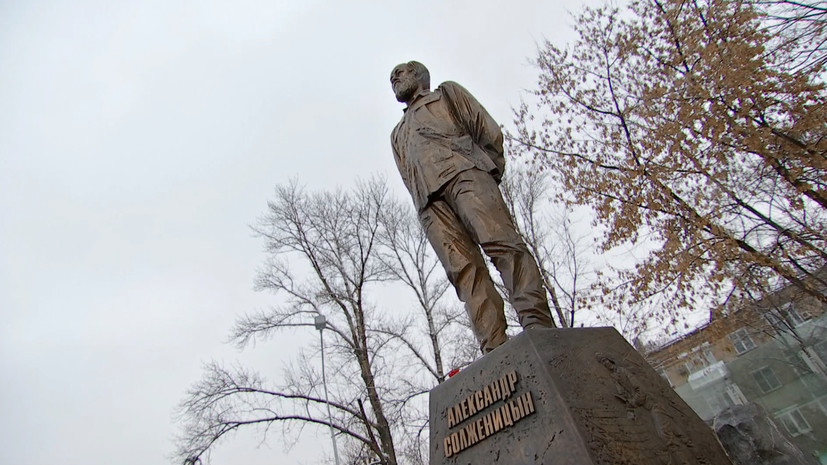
[[439, 81, 505, 182]]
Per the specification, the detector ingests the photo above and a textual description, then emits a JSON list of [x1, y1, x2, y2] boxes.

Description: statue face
[[390, 64, 420, 103]]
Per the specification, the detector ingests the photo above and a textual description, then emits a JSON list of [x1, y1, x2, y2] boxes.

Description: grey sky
[[0, 1, 580, 464]]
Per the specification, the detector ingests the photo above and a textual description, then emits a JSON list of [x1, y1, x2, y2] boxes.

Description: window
[[778, 408, 811, 436], [765, 311, 784, 328], [752, 366, 782, 393], [766, 303, 810, 330], [786, 307, 806, 326], [729, 328, 756, 354]]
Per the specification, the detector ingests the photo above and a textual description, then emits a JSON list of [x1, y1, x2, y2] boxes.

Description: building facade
[[646, 288, 827, 462]]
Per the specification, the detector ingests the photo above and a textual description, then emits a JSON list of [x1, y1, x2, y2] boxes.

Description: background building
[[646, 284, 827, 462]]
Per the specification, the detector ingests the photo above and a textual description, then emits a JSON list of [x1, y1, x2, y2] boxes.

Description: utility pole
[[315, 314, 341, 465]]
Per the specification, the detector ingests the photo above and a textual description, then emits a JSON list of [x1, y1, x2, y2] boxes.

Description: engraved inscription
[[446, 370, 518, 428], [441, 370, 536, 458]]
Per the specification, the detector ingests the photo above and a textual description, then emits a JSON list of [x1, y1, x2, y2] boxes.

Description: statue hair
[[407, 61, 430, 90]]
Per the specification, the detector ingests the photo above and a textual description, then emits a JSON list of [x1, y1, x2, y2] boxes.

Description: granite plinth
[[429, 327, 733, 465]]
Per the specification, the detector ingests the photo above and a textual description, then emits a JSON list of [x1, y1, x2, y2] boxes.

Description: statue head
[[390, 61, 430, 104]]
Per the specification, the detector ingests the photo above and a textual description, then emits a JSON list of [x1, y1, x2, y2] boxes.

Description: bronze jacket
[[391, 81, 505, 212]]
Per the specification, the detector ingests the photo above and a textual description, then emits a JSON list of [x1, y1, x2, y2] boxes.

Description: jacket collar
[[403, 89, 440, 112]]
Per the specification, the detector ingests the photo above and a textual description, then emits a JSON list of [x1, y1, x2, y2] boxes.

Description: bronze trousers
[[419, 168, 554, 352]]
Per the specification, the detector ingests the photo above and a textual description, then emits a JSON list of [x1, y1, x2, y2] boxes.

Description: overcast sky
[[0, 1, 586, 464]]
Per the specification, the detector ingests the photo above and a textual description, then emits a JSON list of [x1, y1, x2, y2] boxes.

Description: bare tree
[[374, 196, 478, 465], [500, 164, 686, 340], [174, 178, 475, 465], [752, 0, 827, 74], [376, 197, 476, 383], [499, 163, 595, 328]]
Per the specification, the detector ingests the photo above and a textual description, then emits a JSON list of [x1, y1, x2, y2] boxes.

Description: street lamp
[[314, 314, 341, 465]]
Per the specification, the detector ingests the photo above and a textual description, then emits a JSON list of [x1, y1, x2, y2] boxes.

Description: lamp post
[[314, 314, 341, 465]]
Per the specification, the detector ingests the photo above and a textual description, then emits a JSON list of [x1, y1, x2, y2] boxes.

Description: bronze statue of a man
[[390, 61, 554, 353]]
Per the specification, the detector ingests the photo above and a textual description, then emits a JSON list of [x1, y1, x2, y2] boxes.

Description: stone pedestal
[[429, 327, 732, 465]]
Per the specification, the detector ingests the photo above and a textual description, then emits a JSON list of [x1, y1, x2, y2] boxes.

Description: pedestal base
[[429, 327, 732, 465]]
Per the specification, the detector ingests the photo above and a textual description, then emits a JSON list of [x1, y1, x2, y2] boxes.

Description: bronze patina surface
[[389, 61, 554, 353]]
